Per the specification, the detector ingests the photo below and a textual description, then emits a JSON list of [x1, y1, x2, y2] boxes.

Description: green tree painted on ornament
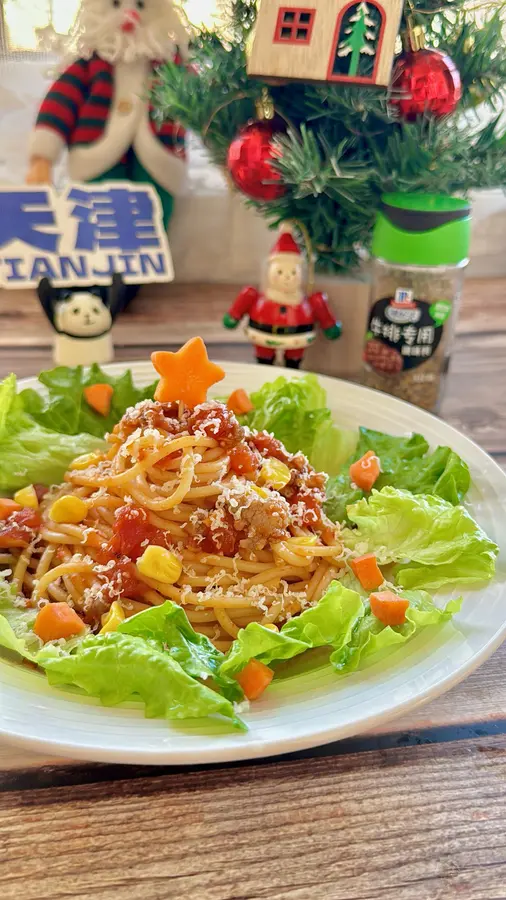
[[152, 0, 506, 275], [334, 2, 382, 79]]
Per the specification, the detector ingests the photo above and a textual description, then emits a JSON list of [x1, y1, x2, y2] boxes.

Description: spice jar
[[361, 193, 471, 412]]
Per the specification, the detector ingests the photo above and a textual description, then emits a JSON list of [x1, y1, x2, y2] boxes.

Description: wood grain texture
[[2, 737, 506, 900], [0, 276, 501, 349]]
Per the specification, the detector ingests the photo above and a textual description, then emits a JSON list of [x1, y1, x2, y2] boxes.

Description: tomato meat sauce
[[0, 508, 41, 548], [194, 510, 241, 556], [188, 404, 244, 449], [229, 443, 261, 476], [249, 432, 290, 463], [95, 505, 173, 601], [106, 505, 171, 561]]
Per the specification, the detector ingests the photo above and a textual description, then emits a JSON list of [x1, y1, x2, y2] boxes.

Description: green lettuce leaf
[[42, 631, 245, 729], [220, 623, 309, 677], [242, 374, 357, 475], [221, 582, 365, 676], [0, 374, 102, 493], [19, 363, 158, 438], [0, 580, 40, 660], [331, 591, 462, 673], [281, 583, 364, 647], [345, 487, 498, 590], [118, 600, 243, 701], [324, 427, 471, 524], [0, 585, 244, 730]]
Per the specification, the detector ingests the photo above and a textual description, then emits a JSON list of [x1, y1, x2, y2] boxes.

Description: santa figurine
[[26, 0, 188, 234], [223, 226, 342, 368]]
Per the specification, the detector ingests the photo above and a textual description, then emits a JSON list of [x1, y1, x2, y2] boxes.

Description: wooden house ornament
[[247, 0, 404, 88]]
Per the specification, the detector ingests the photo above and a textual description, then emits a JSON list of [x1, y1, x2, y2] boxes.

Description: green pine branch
[[153, 0, 506, 273]]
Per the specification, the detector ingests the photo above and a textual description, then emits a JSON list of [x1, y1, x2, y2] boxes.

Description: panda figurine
[[38, 275, 126, 366]]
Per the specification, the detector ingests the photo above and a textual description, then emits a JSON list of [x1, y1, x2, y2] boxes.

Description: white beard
[[265, 286, 304, 306], [66, 2, 188, 65]]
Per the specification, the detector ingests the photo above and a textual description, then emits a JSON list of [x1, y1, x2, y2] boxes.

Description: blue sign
[[0, 183, 174, 288]]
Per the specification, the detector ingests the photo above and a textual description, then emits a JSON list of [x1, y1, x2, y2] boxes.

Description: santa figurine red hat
[[224, 224, 341, 368], [270, 227, 302, 257]]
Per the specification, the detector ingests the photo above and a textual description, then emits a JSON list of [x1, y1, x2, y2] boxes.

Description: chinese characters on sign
[[0, 183, 174, 288]]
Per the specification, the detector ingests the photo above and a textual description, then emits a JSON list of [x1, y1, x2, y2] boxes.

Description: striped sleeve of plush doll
[[29, 59, 91, 161]]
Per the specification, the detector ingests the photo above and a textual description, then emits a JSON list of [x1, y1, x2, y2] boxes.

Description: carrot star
[[151, 338, 225, 408]]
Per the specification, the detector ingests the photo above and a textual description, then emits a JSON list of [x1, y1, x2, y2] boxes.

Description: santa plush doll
[[223, 227, 342, 368], [26, 0, 188, 230]]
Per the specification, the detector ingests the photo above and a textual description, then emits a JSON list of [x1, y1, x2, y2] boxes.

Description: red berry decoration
[[227, 120, 286, 201], [390, 48, 462, 121]]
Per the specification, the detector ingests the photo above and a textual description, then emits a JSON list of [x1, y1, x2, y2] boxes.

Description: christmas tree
[[152, 0, 506, 273], [336, 3, 378, 80]]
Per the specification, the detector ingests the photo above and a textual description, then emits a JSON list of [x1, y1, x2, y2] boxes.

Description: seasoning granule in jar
[[361, 194, 471, 412]]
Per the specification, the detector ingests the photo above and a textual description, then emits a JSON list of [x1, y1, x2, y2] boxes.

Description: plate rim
[[1, 619, 506, 766], [1, 359, 505, 766]]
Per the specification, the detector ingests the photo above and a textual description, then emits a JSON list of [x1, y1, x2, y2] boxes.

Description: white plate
[[1, 361, 505, 765]]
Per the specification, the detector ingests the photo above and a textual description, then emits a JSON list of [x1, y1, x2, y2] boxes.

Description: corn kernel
[[259, 457, 291, 490], [49, 495, 88, 524], [99, 601, 126, 634], [263, 623, 279, 632], [285, 535, 318, 547], [136, 545, 182, 585], [70, 452, 102, 470], [14, 485, 39, 509], [250, 484, 269, 499]]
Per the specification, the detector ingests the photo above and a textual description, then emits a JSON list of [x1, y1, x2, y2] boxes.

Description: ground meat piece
[[281, 444, 327, 503], [284, 473, 326, 503], [82, 590, 110, 627], [286, 451, 307, 473], [33, 484, 48, 503], [188, 402, 244, 449], [0, 509, 41, 548], [200, 509, 242, 556], [234, 494, 291, 551], [113, 400, 186, 440], [83, 558, 148, 628], [289, 489, 323, 528], [249, 432, 291, 462], [229, 443, 262, 475]]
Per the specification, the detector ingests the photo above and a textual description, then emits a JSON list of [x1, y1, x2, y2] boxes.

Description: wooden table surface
[[1, 278, 505, 900]]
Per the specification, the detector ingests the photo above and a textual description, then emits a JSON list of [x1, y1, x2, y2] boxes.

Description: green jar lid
[[372, 193, 471, 266]]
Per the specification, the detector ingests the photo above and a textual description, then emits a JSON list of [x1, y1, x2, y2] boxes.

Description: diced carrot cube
[[349, 450, 380, 491], [227, 388, 254, 416], [350, 553, 384, 591], [33, 602, 86, 643], [370, 590, 409, 627], [236, 658, 274, 700]]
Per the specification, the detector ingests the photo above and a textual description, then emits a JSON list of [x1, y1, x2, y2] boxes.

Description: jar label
[[364, 289, 448, 374]]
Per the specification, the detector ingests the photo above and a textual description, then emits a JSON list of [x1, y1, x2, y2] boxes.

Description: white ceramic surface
[[1, 361, 505, 764]]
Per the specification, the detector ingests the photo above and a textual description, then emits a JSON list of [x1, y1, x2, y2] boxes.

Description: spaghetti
[[0, 399, 344, 650]]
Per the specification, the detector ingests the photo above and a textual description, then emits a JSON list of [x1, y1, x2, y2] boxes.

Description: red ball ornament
[[390, 48, 462, 121], [227, 120, 286, 201]]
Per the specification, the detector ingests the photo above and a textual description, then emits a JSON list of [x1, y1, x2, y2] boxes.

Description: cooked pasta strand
[[1, 398, 342, 649]]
